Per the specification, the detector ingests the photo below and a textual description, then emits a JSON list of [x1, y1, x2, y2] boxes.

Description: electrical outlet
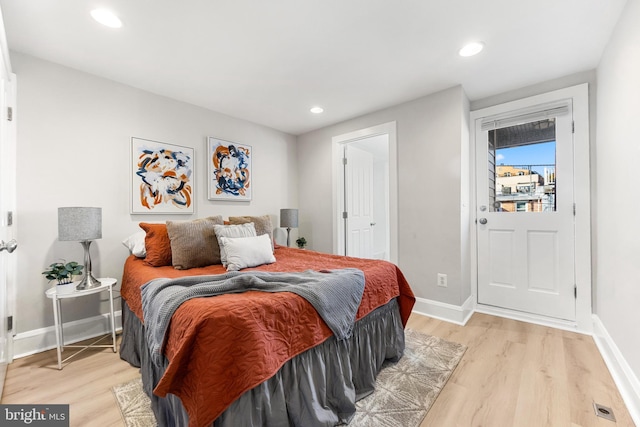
[[437, 273, 447, 287]]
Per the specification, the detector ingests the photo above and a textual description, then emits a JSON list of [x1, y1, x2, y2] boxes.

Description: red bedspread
[[121, 246, 415, 427]]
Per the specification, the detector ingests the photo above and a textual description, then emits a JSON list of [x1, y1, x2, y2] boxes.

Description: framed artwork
[[207, 137, 252, 201], [131, 137, 194, 214]]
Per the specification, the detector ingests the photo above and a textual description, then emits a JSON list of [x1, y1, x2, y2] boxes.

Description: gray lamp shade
[[280, 208, 298, 228], [58, 207, 102, 241]]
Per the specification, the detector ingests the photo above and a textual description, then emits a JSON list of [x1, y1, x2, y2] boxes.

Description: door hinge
[[7, 211, 12, 226], [342, 157, 348, 165], [7, 316, 12, 331], [7, 106, 12, 122], [574, 285, 577, 299], [342, 211, 348, 219], [573, 203, 576, 216], [572, 121, 575, 134]]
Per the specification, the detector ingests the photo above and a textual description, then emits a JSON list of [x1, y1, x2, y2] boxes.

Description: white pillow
[[122, 231, 147, 258], [220, 234, 276, 271], [213, 223, 257, 266]]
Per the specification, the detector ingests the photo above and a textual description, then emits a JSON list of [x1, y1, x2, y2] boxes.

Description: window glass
[[488, 119, 556, 212]]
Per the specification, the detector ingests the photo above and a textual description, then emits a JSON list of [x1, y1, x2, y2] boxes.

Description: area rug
[[112, 329, 466, 427], [112, 377, 156, 427]]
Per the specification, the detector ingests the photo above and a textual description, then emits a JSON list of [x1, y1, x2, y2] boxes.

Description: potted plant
[[42, 261, 84, 294], [296, 237, 307, 249]]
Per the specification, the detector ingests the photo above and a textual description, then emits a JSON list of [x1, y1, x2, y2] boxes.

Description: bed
[[119, 218, 415, 427]]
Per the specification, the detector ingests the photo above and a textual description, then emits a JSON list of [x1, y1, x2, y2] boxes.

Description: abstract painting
[[207, 137, 252, 201], [131, 137, 194, 214]]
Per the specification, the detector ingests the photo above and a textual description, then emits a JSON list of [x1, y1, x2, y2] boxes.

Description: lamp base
[[76, 273, 102, 290], [76, 240, 101, 290]]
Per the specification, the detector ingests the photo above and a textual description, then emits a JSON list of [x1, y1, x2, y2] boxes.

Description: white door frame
[[470, 84, 592, 333], [332, 121, 398, 263]]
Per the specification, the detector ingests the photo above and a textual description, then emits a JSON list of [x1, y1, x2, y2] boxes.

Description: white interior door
[[332, 122, 398, 263], [0, 80, 16, 397], [0, 19, 16, 397], [476, 101, 576, 321], [345, 145, 375, 258]]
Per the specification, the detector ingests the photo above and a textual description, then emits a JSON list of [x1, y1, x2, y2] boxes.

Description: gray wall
[[594, 0, 640, 381], [13, 52, 298, 334], [297, 85, 471, 306]]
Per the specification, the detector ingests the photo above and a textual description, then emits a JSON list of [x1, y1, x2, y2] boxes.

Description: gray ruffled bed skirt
[[120, 298, 405, 427]]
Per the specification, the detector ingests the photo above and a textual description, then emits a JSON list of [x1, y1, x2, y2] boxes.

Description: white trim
[[475, 303, 591, 334], [332, 121, 398, 263], [469, 83, 592, 332], [0, 7, 13, 79], [412, 295, 475, 326], [13, 310, 122, 359], [480, 103, 570, 131], [592, 315, 640, 426]]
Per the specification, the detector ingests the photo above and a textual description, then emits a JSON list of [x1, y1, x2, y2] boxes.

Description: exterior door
[[476, 101, 576, 321], [344, 145, 375, 258]]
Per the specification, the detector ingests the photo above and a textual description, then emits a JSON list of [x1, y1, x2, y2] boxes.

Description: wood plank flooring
[[1, 312, 634, 426], [409, 313, 635, 426]]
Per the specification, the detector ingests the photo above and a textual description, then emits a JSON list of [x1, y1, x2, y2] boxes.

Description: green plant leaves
[[42, 260, 84, 284]]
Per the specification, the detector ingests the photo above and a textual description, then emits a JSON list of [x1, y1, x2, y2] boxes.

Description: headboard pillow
[[166, 216, 225, 270], [228, 215, 274, 250], [122, 231, 147, 258], [139, 222, 172, 267], [213, 223, 257, 266], [220, 234, 276, 271]]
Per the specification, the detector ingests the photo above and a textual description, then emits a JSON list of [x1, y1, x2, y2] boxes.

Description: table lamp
[[58, 207, 102, 290], [280, 208, 298, 247]]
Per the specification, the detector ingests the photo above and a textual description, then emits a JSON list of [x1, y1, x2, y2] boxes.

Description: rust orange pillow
[[139, 222, 172, 267]]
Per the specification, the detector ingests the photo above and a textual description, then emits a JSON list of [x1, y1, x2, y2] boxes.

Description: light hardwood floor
[[409, 313, 635, 427], [1, 312, 635, 426]]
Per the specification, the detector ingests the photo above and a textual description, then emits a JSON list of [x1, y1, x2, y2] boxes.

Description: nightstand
[[45, 277, 117, 370]]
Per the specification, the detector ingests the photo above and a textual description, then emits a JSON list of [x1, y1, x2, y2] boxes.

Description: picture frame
[[207, 137, 252, 201], [130, 137, 195, 214]]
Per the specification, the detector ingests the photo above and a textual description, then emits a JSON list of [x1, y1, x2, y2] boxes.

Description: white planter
[[56, 282, 77, 295]]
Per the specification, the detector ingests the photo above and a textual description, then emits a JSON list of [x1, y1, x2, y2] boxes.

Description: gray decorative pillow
[[166, 216, 224, 269], [213, 223, 257, 266], [228, 215, 274, 250]]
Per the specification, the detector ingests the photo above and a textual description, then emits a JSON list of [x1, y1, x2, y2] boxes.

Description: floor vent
[[593, 403, 616, 422]]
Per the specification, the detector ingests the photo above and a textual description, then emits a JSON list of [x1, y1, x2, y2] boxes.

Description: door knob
[[478, 218, 488, 225], [0, 239, 17, 253], [370, 222, 376, 226]]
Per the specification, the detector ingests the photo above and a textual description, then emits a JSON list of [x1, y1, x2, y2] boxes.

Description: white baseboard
[[592, 315, 640, 426], [13, 311, 122, 359], [411, 295, 474, 325]]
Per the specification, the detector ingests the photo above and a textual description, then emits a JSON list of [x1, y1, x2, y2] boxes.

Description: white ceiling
[[0, 0, 627, 135]]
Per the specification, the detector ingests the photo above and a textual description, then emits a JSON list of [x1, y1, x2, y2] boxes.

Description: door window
[[488, 119, 557, 213]]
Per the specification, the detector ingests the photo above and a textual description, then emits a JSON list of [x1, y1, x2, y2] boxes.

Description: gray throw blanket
[[141, 268, 365, 366]]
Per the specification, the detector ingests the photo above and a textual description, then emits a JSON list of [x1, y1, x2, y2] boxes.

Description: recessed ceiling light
[[459, 41, 485, 57], [90, 9, 123, 28], [310, 106, 324, 114]]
